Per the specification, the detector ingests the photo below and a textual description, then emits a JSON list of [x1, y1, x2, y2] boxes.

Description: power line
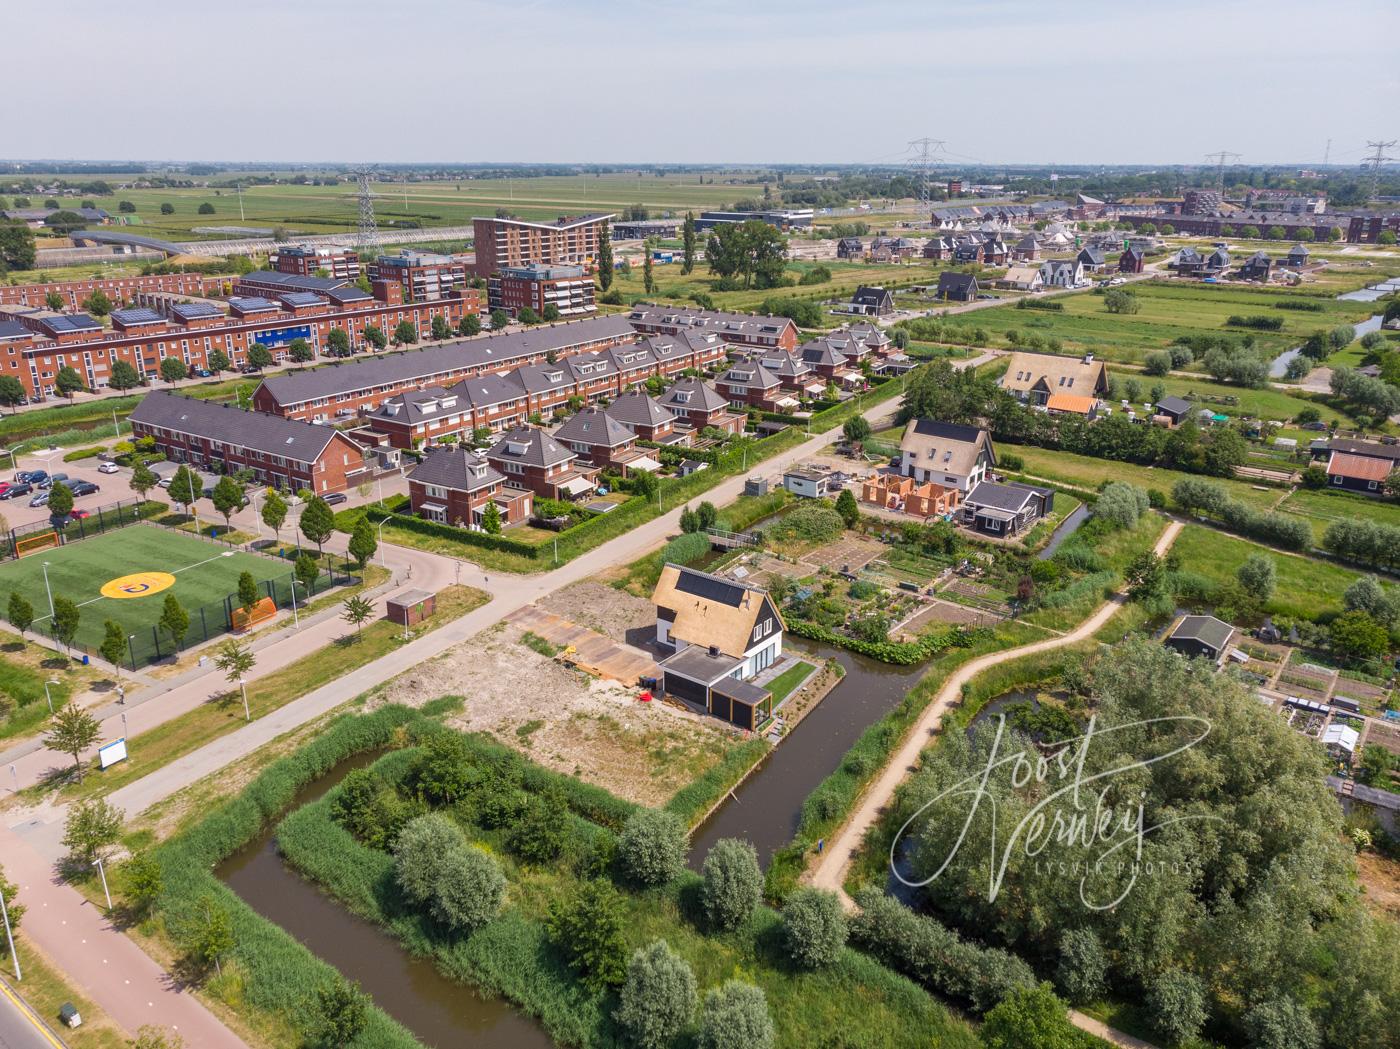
[[352, 168, 378, 253], [1203, 150, 1242, 192], [907, 137, 946, 214], [1364, 139, 1396, 203]]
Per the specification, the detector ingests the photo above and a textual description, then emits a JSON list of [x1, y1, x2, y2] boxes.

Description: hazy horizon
[[16, 0, 1398, 168]]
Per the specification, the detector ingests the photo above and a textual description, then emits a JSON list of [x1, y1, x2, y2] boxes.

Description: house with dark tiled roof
[[1204, 246, 1231, 273], [552, 407, 659, 474], [849, 285, 895, 317], [798, 338, 858, 384], [486, 425, 596, 500], [1118, 247, 1145, 274], [1286, 244, 1312, 268], [961, 480, 1055, 537], [128, 390, 368, 494], [899, 419, 995, 492], [1171, 247, 1205, 276], [657, 378, 745, 435], [717, 362, 784, 410], [1038, 258, 1085, 289], [1010, 234, 1040, 261], [936, 272, 980, 302], [1076, 246, 1107, 272], [1239, 251, 1273, 282], [625, 304, 799, 351], [1164, 614, 1235, 667], [836, 237, 865, 260], [407, 446, 532, 528], [605, 389, 682, 444]]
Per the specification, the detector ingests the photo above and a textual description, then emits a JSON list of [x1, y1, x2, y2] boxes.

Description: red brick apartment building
[[270, 245, 362, 280], [0, 271, 222, 309], [470, 213, 614, 276], [626, 304, 799, 352], [367, 250, 470, 303], [0, 274, 480, 403], [488, 264, 595, 318], [128, 390, 370, 495], [407, 447, 533, 528]]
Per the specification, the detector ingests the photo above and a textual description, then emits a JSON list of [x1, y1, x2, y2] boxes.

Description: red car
[[69, 509, 91, 520]]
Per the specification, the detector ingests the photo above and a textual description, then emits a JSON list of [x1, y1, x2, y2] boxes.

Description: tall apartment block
[[269, 245, 362, 280], [488, 264, 596, 318], [470, 213, 614, 276], [367, 250, 470, 302]]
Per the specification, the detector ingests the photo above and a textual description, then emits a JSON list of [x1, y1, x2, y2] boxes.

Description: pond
[[217, 751, 554, 1049], [1269, 282, 1393, 378]]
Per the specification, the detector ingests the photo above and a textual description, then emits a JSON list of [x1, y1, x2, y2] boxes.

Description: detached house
[[849, 285, 895, 317], [1010, 234, 1040, 261], [1076, 246, 1107, 273], [658, 378, 745, 435], [836, 237, 865, 260], [486, 425, 595, 500], [1239, 251, 1273, 282], [898, 419, 995, 492], [1314, 437, 1400, 494], [1286, 244, 1312, 268], [962, 481, 1055, 537], [1172, 247, 1205, 276], [999, 351, 1108, 407], [552, 407, 660, 475], [653, 564, 785, 731], [1203, 246, 1231, 273], [936, 272, 980, 302], [1039, 258, 1085, 289], [997, 265, 1043, 292], [407, 447, 533, 529], [1118, 247, 1145, 274]]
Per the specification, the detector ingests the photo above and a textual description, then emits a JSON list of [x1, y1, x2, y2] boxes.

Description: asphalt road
[[0, 977, 65, 1049]]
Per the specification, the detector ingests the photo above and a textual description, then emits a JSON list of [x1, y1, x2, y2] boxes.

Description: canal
[[1269, 280, 1394, 378]]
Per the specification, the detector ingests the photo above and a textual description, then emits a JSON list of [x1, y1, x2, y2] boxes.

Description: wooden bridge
[[706, 527, 759, 550]]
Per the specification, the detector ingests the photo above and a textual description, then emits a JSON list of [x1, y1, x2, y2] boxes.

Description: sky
[[14, 0, 1399, 168]]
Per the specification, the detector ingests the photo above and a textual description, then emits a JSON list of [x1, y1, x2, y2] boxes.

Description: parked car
[[69, 481, 101, 497], [27, 470, 48, 486], [14, 471, 34, 483], [0, 482, 10, 498], [28, 490, 50, 507], [323, 492, 348, 506], [158, 476, 173, 488], [69, 509, 91, 520], [97, 461, 120, 474], [39, 473, 68, 490], [0, 483, 33, 500]]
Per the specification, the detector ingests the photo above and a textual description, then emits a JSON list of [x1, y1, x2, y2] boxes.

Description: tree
[[207, 348, 230, 374], [55, 365, 86, 400], [287, 338, 313, 364], [160, 202, 175, 215], [109, 360, 142, 390], [84, 289, 113, 317], [1055, 929, 1107, 1005], [121, 853, 164, 917], [430, 846, 506, 932], [101, 619, 128, 676], [51, 595, 81, 651], [542, 303, 561, 322], [358, 324, 386, 351], [597, 224, 614, 291], [295, 552, 320, 595], [489, 308, 510, 331], [700, 838, 762, 932], [1343, 574, 1398, 628], [481, 500, 502, 535], [1124, 550, 1167, 602], [781, 888, 848, 969], [45, 705, 101, 781], [1143, 351, 1173, 376], [259, 489, 288, 544], [1244, 996, 1321, 1049], [393, 320, 417, 346], [980, 983, 1080, 1049], [1236, 553, 1277, 603], [515, 307, 540, 326], [394, 814, 466, 904], [169, 465, 199, 517], [8, 591, 34, 638], [1137, 969, 1205, 1043], [341, 595, 374, 638], [159, 593, 190, 650], [706, 220, 787, 289], [546, 879, 628, 991], [642, 250, 656, 295], [232, 571, 259, 615], [325, 328, 351, 357], [299, 495, 335, 554], [347, 516, 378, 568], [697, 981, 772, 1049], [458, 314, 481, 337], [46, 480, 75, 521], [1103, 289, 1140, 314], [614, 940, 697, 1049], [0, 223, 37, 271], [312, 980, 368, 1048], [1378, 230, 1398, 246], [197, 202, 215, 215], [247, 345, 273, 370], [210, 475, 244, 532], [1093, 482, 1148, 529], [619, 809, 687, 886], [118, 200, 137, 213], [842, 415, 871, 446], [45, 211, 90, 235], [430, 314, 451, 340], [0, 375, 25, 409], [510, 791, 568, 863], [127, 461, 157, 504], [1329, 610, 1388, 663], [187, 894, 234, 977], [62, 797, 124, 862], [834, 487, 860, 528]]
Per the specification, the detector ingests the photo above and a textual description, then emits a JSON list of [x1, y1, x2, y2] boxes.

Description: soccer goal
[[14, 530, 59, 558]]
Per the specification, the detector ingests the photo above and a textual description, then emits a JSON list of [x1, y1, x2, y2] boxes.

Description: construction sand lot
[[371, 604, 737, 804]]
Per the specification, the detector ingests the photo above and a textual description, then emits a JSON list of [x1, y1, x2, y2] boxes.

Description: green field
[[967, 280, 1381, 363], [1007, 445, 1281, 508], [0, 525, 291, 650], [1105, 367, 1361, 429], [1277, 486, 1400, 544]]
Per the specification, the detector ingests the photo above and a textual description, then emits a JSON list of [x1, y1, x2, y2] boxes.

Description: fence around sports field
[[2, 498, 167, 559]]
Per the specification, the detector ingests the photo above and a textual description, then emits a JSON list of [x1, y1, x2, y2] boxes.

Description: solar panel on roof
[[674, 568, 746, 608]]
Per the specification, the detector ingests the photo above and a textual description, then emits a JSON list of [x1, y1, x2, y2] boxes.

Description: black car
[[323, 492, 348, 505], [13, 471, 34, 483], [0, 482, 32, 500], [68, 480, 101, 497]]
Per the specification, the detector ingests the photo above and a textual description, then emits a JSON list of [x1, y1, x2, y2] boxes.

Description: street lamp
[[289, 579, 301, 629], [41, 561, 55, 618], [377, 517, 388, 567], [238, 677, 250, 721], [43, 678, 59, 714], [92, 857, 112, 913], [0, 882, 20, 981]]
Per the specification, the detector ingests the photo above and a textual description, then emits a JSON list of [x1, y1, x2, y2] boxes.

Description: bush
[[1143, 351, 1173, 376], [618, 809, 687, 887], [1244, 996, 1321, 1049], [1054, 928, 1107, 1005], [1226, 314, 1285, 331], [980, 983, 1081, 1049], [546, 879, 628, 991], [700, 839, 763, 931], [62, 446, 105, 462], [660, 530, 710, 566], [1171, 478, 1312, 551], [771, 502, 844, 543], [1145, 968, 1207, 1044], [781, 887, 848, 969], [1323, 518, 1400, 569], [613, 940, 697, 1049], [697, 981, 774, 1049], [430, 845, 505, 932], [1092, 482, 1149, 529], [393, 814, 465, 905]]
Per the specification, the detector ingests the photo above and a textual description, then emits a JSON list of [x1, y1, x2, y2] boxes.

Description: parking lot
[[1, 449, 149, 529]]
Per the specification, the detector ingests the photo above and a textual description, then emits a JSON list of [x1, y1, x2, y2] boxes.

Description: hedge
[[663, 736, 772, 826], [785, 619, 987, 666], [62, 446, 106, 462], [152, 705, 425, 1049]]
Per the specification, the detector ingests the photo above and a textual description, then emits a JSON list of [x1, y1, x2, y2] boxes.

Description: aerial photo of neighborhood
[[1, 3, 1398, 1048]]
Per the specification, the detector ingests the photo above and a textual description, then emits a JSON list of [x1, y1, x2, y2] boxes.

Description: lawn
[[1106, 367, 1357, 428], [767, 660, 817, 704], [967, 280, 1380, 364], [1007, 445, 1281, 509], [0, 525, 293, 652], [1278, 486, 1400, 544]]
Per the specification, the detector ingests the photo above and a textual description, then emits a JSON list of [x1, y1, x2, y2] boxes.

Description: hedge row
[[153, 705, 425, 1049], [785, 619, 987, 666], [663, 735, 772, 826]]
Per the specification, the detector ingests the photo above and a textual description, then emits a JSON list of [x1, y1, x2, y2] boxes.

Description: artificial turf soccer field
[[0, 525, 290, 650]]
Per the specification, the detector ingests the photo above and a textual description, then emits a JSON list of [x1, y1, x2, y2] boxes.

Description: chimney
[[1082, 352, 1094, 365], [708, 644, 720, 657]]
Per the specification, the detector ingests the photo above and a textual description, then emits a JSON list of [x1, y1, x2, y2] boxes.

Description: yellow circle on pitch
[[101, 572, 177, 599]]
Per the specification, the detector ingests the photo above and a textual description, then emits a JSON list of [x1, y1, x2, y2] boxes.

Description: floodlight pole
[[41, 562, 55, 619], [377, 517, 388, 567], [93, 857, 112, 913], [43, 679, 58, 714], [238, 677, 250, 722], [0, 885, 20, 981], [289, 579, 300, 629]]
